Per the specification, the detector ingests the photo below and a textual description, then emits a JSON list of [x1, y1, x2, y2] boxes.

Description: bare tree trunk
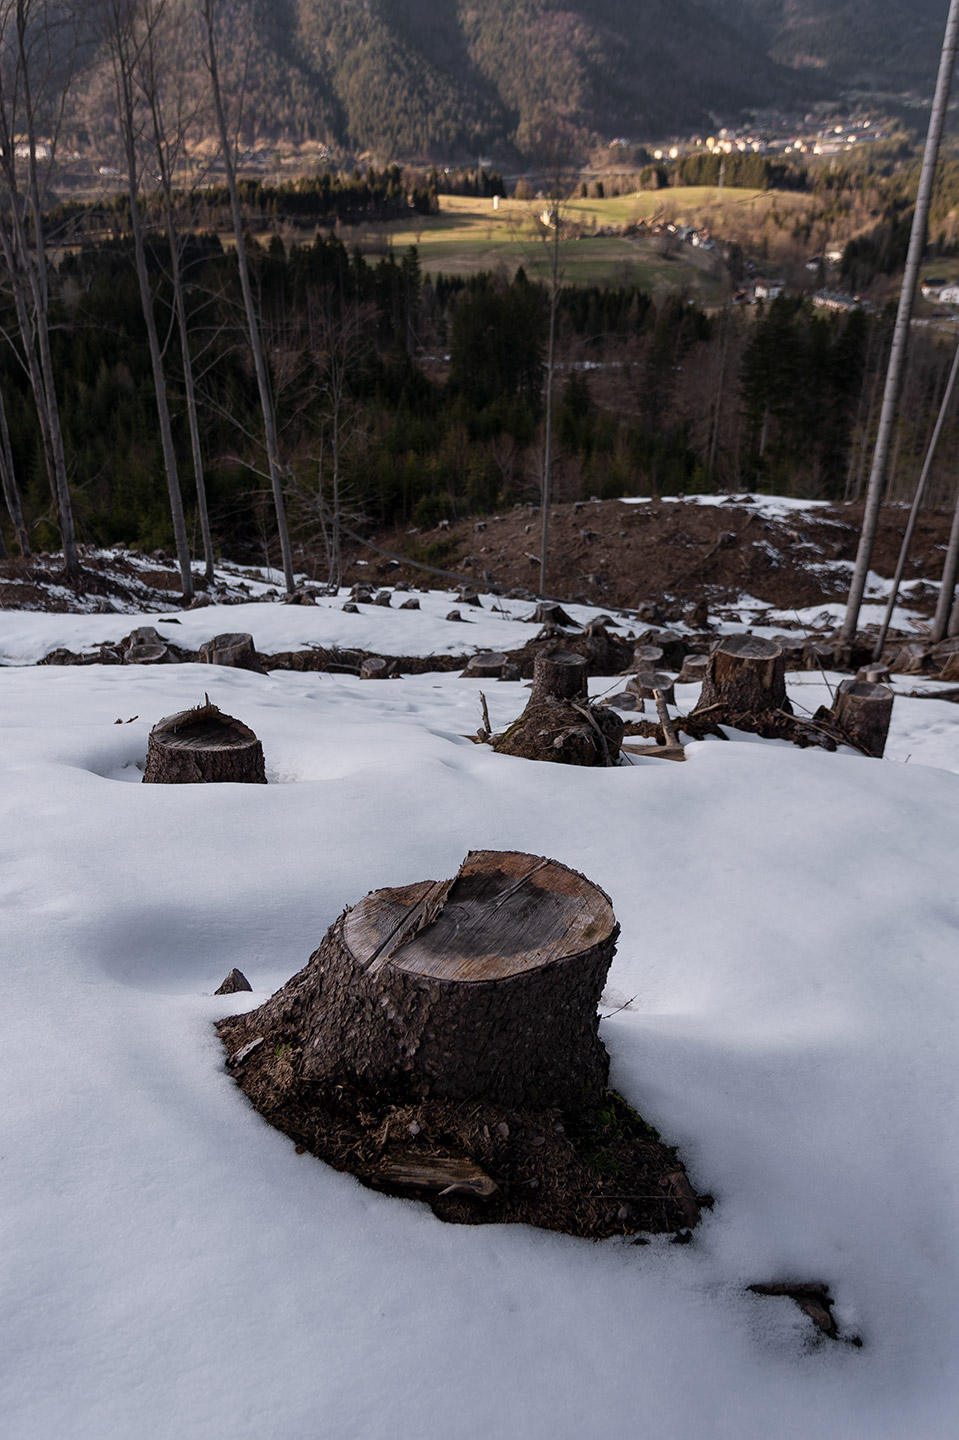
[[140, 12, 215, 583], [0, 382, 28, 554], [106, 0, 193, 601], [841, 0, 959, 643], [539, 201, 561, 599], [874, 336, 959, 657], [201, 0, 295, 594], [0, 0, 79, 578]]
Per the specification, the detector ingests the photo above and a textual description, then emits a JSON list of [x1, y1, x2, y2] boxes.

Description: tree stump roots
[[218, 850, 705, 1240]]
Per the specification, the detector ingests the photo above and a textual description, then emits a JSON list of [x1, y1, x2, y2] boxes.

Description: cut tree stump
[[694, 634, 790, 718], [198, 632, 265, 673], [678, 653, 710, 685], [143, 698, 267, 784], [530, 649, 588, 704], [219, 850, 619, 1112], [626, 671, 676, 705], [494, 650, 623, 764], [462, 651, 508, 679], [829, 679, 894, 758], [531, 601, 576, 628], [630, 644, 664, 671], [124, 626, 169, 665], [360, 656, 390, 679]]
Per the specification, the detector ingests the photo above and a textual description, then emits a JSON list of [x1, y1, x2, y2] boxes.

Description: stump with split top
[[219, 850, 618, 1112], [143, 698, 266, 784], [694, 634, 790, 718]]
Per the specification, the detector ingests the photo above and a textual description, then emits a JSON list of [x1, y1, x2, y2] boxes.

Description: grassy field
[[343, 188, 812, 298]]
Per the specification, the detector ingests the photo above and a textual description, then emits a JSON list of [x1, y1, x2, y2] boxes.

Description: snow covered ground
[[3, 599, 959, 1439]]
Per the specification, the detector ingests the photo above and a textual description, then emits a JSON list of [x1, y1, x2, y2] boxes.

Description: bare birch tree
[[137, 0, 215, 580], [0, 0, 80, 577], [100, 0, 194, 600], [200, 0, 295, 594]]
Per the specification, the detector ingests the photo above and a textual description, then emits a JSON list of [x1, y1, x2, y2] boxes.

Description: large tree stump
[[198, 632, 265, 673], [143, 698, 267, 784], [494, 650, 623, 764], [530, 649, 588, 703], [219, 851, 618, 1112], [694, 634, 790, 718], [830, 679, 894, 758]]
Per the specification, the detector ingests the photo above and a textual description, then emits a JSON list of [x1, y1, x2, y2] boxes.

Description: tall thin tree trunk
[[539, 206, 560, 599], [874, 337, 959, 657], [201, 0, 295, 594], [840, 0, 959, 643], [0, 384, 28, 554], [143, 54, 215, 583], [111, 19, 193, 601]]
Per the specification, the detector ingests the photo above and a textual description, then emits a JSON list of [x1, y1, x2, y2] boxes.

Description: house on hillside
[[812, 290, 860, 312], [754, 280, 784, 301]]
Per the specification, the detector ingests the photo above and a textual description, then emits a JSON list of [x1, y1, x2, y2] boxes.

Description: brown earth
[[344, 497, 954, 619], [1, 497, 953, 621]]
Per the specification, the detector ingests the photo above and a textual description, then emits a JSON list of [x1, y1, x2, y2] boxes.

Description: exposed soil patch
[[217, 1019, 706, 1240], [347, 497, 955, 617]]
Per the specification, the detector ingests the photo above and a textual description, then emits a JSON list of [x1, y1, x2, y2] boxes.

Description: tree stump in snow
[[360, 656, 390, 679], [218, 850, 618, 1112], [830, 679, 894, 758], [678, 653, 710, 686], [693, 634, 790, 719], [198, 632, 265, 673], [124, 626, 169, 665], [630, 644, 664, 672], [530, 649, 588, 704], [462, 651, 508, 679], [493, 650, 623, 765], [143, 699, 266, 784], [626, 671, 676, 705], [532, 601, 576, 628]]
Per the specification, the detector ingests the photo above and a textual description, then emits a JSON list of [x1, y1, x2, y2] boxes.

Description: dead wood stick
[[572, 702, 614, 766], [653, 689, 680, 749], [478, 689, 492, 737]]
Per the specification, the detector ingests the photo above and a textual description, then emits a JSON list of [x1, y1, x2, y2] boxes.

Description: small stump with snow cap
[[217, 851, 706, 1239], [143, 698, 266, 784]]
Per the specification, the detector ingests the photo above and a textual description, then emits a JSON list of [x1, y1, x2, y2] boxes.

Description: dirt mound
[[346, 497, 954, 618]]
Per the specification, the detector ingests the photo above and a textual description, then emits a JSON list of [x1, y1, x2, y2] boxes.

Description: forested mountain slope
[[79, 0, 806, 161], [699, 0, 948, 91]]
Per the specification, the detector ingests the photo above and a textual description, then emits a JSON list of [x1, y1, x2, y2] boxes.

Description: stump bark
[[530, 649, 588, 704], [462, 651, 509, 679], [678, 653, 710, 685], [830, 679, 894, 758], [143, 699, 266, 784], [218, 850, 618, 1112], [124, 626, 169, 665], [493, 650, 623, 764], [626, 671, 676, 705], [694, 634, 790, 718], [198, 632, 265, 673]]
